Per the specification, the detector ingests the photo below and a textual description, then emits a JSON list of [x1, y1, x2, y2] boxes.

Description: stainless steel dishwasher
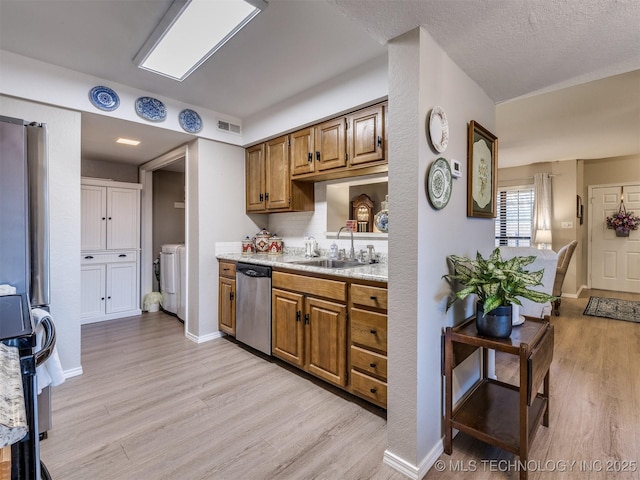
[[235, 262, 272, 355]]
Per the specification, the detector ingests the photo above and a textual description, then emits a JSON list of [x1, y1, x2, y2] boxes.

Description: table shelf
[[444, 315, 554, 480]]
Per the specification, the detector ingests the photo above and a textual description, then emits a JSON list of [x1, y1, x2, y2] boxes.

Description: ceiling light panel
[[116, 138, 141, 146], [136, 0, 267, 81]]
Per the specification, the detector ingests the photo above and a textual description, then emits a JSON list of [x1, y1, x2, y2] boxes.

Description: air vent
[[217, 120, 241, 134]]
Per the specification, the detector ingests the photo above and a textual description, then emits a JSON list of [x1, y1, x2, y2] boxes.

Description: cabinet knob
[[370, 329, 377, 334], [259, 193, 264, 202], [101, 297, 105, 301], [370, 388, 377, 394], [230, 292, 234, 301], [316, 151, 320, 161], [265, 192, 269, 201], [102, 217, 106, 221], [369, 363, 377, 368], [307, 152, 313, 163], [107, 296, 111, 299], [108, 217, 112, 220], [377, 135, 382, 147]]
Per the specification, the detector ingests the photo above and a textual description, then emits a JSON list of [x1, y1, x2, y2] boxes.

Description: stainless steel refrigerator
[[0, 115, 53, 480]]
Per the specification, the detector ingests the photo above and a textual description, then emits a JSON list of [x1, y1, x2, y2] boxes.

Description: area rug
[[583, 297, 640, 323]]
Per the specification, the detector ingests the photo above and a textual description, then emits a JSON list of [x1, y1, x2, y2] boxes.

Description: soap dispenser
[[329, 241, 339, 259]]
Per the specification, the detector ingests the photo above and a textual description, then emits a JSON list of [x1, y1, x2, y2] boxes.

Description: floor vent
[[217, 120, 241, 134]]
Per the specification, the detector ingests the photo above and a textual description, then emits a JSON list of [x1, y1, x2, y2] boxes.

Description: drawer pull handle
[[223, 268, 230, 271], [119, 254, 127, 258], [370, 329, 377, 334], [84, 255, 94, 259], [370, 388, 377, 394], [370, 296, 377, 300], [369, 363, 377, 368]]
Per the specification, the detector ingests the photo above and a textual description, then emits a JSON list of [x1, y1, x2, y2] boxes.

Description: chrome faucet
[[337, 226, 355, 260]]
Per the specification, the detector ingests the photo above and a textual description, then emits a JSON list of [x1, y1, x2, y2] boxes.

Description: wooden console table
[[444, 316, 554, 480]]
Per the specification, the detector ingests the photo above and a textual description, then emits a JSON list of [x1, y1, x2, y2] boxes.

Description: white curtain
[[532, 173, 553, 244]]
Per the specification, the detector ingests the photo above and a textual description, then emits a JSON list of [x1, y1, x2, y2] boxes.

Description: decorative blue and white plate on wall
[[135, 96, 167, 122], [89, 86, 120, 112], [178, 109, 203, 133]]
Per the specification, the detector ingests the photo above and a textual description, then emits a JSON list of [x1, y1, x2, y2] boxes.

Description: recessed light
[[116, 138, 141, 146], [134, 0, 268, 81]]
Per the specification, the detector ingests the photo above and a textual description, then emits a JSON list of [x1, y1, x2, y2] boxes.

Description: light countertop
[[217, 252, 388, 283]]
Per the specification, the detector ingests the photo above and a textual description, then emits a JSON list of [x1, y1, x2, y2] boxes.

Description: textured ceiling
[[329, 0, 640, 102]]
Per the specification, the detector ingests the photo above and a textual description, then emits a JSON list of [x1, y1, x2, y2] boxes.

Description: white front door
[[591, 185, 640, 293]]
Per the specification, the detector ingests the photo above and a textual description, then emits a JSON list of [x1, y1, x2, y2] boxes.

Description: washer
[[160, 244, 183, 315]]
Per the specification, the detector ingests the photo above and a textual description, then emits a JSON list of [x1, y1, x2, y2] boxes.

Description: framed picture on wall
[[467, 120, 498, 218]]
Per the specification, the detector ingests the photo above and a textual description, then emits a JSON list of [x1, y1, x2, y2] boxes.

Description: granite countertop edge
[[217, 253, 388, 283]]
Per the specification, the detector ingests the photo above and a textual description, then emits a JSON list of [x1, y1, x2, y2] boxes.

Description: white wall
[[242, 54, 388, 145], [0, 95, 82, 376], [385, 28, 495, 476], [0, 51, 243, 146], [186, 138, 263, 340], [268, 180, 389, 255]]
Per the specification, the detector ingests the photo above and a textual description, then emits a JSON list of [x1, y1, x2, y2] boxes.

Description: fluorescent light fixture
[[134, 0, 268, 81], [116, 138, 141, 146]]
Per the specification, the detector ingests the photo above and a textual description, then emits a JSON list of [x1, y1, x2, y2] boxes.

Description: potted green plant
[[444, 248, 555, 338]]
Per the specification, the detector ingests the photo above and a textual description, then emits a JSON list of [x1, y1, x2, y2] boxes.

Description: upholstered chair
[[552, 241, 578, 315], [498, 246, 558, 318]]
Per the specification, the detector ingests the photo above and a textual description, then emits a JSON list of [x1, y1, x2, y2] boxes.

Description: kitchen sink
[[290, 258, 367, 269]]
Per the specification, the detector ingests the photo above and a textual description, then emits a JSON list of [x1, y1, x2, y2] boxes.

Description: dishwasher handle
[[236, 262, 271, 278]]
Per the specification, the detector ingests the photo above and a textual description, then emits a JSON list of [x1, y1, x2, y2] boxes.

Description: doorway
[[139, 145, 189, 328], [589, 183, 640, 293]]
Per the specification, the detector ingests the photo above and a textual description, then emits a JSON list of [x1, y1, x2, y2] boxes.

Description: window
[[495, 186, 535, 246]]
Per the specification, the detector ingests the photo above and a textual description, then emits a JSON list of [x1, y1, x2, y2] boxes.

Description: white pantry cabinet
[[81, 179, 141, 251], [81, 178, 142, 323]]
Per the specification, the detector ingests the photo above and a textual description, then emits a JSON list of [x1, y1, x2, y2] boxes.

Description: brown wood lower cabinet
[[272, 273, 347, 388], [218, 261, 236, 336], [271, 270, 388, 407], [348, 282, 388, 408]]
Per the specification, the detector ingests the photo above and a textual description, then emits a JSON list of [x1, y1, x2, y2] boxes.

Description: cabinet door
[[218, 276, 236, 335], [314, 117, 346, 172], [305, 297, 347, 387], [106, 262, 138, 314], [81, 185, 107, 251], [290, 127, 315, 176], [106, 187, 140, 250], [348, 104, 384, 166], [80, 264, 106, 320], [265, 135, 291, 210], [272, 288, 305, 367], [246, 143, 266, 212]]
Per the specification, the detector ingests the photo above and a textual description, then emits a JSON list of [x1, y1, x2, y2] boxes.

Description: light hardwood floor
[[41, 290, 639, 479]]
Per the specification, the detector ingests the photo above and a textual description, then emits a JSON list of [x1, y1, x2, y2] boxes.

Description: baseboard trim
[[562, 284, 586, 299], [185, 330, 224, 344], [383, 440, 443, 479], [63, 367, 83, 379]]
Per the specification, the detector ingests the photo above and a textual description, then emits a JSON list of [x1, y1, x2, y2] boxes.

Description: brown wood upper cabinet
[[246, 135, 314, 213], [289, 102, 387, 182], [348, 104, 384, 166]]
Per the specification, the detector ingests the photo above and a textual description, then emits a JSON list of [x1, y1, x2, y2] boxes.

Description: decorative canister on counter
[[241, 236, 255, 255], [267, 235, 283, 255], [254, 228, 271, 254]]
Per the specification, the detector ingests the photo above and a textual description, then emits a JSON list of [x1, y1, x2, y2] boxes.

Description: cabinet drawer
[[81, 251, 137, 265], [350, 345, 387, 380], [350, 283, 387, 310], [350, 308, 387, 353], [272, 271, 346, 302], [350, 369, 387, 407], [219, 261, 236, 278]]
